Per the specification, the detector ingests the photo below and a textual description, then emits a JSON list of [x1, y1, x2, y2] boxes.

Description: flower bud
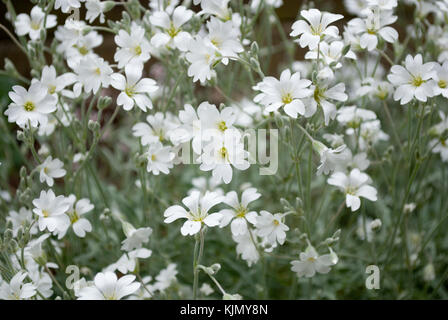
[[98, 96, 112, 110], [370, 218, 382, 231], [423, 263, 435, 282], [122, 221, 136, 238]]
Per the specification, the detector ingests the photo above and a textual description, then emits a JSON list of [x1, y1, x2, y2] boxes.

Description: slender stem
[[192, 228, 205, 300]]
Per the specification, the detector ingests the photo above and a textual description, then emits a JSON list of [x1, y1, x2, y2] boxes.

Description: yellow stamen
[[24, 101, 35, 112]]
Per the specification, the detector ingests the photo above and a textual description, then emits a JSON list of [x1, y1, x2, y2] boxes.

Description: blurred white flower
[[77, 272, 140, 300], [328, 168, 378, 212], [15, 6, 57, 40], [38, 156, 66, 187], [290, 245, 338, 278], [0, 271, 36, 300]]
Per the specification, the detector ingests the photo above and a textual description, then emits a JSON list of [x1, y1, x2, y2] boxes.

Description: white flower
[[164, 191, 224, 236], [290, 245, 338, 278], [77, 272, 140, 300], [153, 263, 178, 292], [429, 111, 448, 135], [233, 232, 260, 266], [149, 0, 180, 13], [4, 82, 57, 128], [188, 176, 224, 196], [199, 129, 250, 184], [186, 36, 218, 83], [111, 64, 158, 111], [39, 66, 77, 96], [344, 0, 369, 16], [356, 77, 393, 100], [367, 0, 397, 11], [15, 6, 57, 41], [200, 283, 214, 296], [290, 9, 343, 50], [54, 20, 89, 54], [132, 112, 178, 145], [312, 140, 349, 175], [55, 0, 84, 13], [328, 168, 378, 212], [219, 188, 261, 236], [423, 263, 435, 282], [32, 189, 70, 233], [170, 103, 203, 151], [28, 268, 53, 299], [431, 61, 448, 98], [150, 5, 193, 51], [56, 195, 94, 238], [121, 225, 153, 252], [105, 248, 152, 274], [387, 54, 437, 104], [429, 138, 448, 162], [356, 216, 374, 242], [305, 41, 356, 69], [7, 207, 38, 237], [354, 119, 389, 150], [38, 156, 66, 187], [336, 105, 377, 128], [64, 31, 103, 70], [85, 0, 108, 24], [255, 210, 289, 246], [310, 82, 348, 125], [0, 271, 36, 300], [74, 56, 113, 93], [347, 9, 398, 51], [250, 0, 283, 11], [253, 69, 312, 118], [199, 0, 232, 21], [206, 17, 243, 64], [144, 142, 175, 175], [114, 22, 151, 68]]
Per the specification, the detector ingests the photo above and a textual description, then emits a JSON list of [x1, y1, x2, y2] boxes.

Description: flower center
[[31, 21, 41, 30], [94, 67, 101, 75], [307, 257, 316, 262], [151, 154, 156, 161], [211, 38, 221, 48], [439, 80, 447, 89], [134, 45, 142, 55], [314, 86, 325, 104], [367, 28, 376, 35], [217, 121, 227, 132], [42, 210, 49, 218], [167, 22, 180, 38], [219, 147, 228, 160], [69, 211, 80, 224], [411, 75, 424, 87], [273, 219, 279, 226], [282, 93, 293, 104], [236, 206, 247, 218], [310, 24, 323, 36], [24, 101, 35, 112], [125, 85, 135, 97], [48, 85, 56, 94], [78, 46, 89, 55], [346, 186, 357, 195], [44, 167, 49, 174]]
